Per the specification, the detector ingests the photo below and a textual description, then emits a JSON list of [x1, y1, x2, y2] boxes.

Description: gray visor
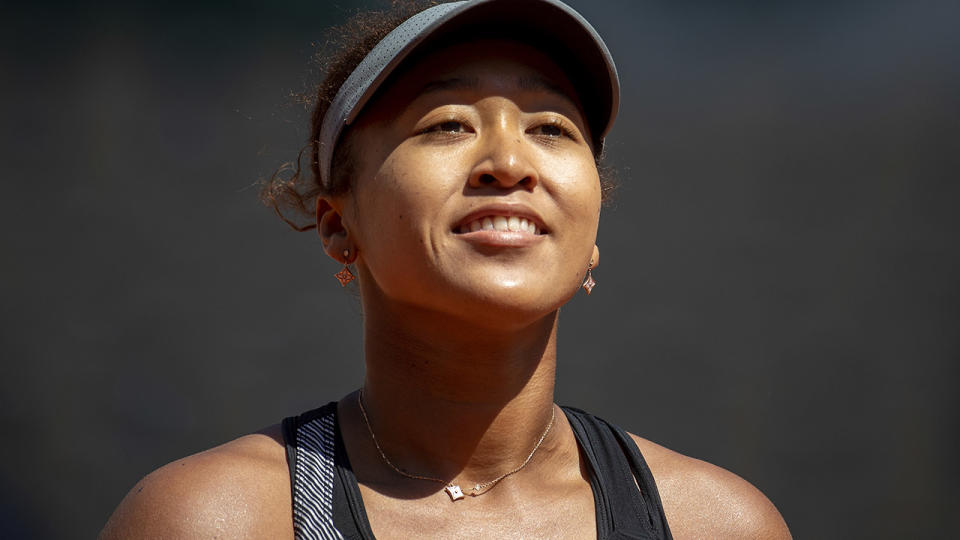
[[317, 0, 620, 188]]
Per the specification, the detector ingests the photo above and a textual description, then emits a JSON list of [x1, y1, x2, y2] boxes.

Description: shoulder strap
[[282, 415, 299, 505], [607, 422, 673, 540], [563, 406, 673, 540], [281, 403, 345, 540]]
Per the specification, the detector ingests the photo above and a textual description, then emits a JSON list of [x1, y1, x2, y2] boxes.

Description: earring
[[334, 249, 356, 286], [581, 260, 596, 295]]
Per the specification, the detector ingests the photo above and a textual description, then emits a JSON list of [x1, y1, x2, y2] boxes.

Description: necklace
[[357, 390, 556, 502]]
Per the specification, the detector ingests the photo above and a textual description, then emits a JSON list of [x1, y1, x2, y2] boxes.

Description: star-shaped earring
[[335, 249, 356, 286]]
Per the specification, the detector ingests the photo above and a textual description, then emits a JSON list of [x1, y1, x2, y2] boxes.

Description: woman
[[101, 0, 791, 538]]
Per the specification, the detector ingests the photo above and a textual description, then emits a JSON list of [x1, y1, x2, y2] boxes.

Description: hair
[[260, 0, 616, 232]]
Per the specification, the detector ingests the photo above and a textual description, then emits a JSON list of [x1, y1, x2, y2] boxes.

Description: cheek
[[546, 156, 603, 223], [348, 187, 419, 296], [349, 147, 460, 263], [377, 148, 455, 216], [375, 143, 470, 214]]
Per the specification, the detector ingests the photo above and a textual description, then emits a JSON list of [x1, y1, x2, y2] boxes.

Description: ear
[[591, 244, 600, 269], [316, 197, 353, 263]]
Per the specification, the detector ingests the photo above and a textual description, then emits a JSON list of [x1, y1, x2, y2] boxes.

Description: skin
[[101, 40, 791, 539]]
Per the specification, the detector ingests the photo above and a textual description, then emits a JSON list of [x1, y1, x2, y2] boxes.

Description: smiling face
[[325, 39, 602, 329]]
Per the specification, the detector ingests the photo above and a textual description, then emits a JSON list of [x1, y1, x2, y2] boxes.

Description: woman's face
[[331, 39, 602, 329]]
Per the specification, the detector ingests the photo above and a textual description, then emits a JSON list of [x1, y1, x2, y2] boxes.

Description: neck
[[357, 296, 560, 485]]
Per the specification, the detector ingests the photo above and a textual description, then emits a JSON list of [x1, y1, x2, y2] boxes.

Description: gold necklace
[[357, 390, 556, 501]]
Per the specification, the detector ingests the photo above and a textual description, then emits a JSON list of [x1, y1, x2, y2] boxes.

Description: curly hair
[[260, 0, 615, 232]]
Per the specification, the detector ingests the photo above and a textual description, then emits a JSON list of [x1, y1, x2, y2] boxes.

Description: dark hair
[[260, 0, 615, 232]]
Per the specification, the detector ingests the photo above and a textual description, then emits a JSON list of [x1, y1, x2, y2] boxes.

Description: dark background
[[2, 0, 957, 538]]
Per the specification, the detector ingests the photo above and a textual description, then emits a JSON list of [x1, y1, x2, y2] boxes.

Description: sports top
[[282, 403, 673, 539]]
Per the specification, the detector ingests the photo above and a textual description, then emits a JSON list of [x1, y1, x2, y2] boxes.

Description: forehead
[[371, 38, 586, 115]]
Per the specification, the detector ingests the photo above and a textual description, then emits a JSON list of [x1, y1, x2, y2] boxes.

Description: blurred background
[[1, 0, 957, 538]]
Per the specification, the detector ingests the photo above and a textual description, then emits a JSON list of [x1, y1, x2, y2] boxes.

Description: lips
[[458, 215, 541, 235], [453, 204, 548, 237]]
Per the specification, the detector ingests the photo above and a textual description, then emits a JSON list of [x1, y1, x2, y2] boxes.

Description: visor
[[317, 0, 620, 188]]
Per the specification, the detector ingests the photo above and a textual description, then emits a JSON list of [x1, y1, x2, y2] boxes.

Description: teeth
[[459, 216, 543, 234]]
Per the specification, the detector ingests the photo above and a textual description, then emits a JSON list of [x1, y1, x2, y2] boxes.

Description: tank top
[[282, 402, 673, 540]]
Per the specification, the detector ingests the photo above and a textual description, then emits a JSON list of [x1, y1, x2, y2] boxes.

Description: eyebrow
[[420, 76, 481, 95], [418, 75, 571, 100], [516, 75, 569, 98]]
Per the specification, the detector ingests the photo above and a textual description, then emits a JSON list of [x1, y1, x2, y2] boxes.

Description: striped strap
[[292, 409, 345, 540]]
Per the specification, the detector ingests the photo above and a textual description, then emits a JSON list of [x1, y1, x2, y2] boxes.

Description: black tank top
[[282, 403, 673, 539]]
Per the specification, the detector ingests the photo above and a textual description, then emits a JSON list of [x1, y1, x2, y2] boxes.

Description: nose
[[467, 121, 539, 191]]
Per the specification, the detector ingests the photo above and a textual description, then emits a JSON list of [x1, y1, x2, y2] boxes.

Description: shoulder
[[629, 433, 792, 540], [99, 425, 293, 540]]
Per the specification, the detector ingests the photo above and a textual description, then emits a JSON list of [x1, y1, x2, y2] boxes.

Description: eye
[[535, 124, 564, 137], [422, 120, 469, 134], [528, 118, 577, 141]]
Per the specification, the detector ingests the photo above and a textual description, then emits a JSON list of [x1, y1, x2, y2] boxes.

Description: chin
[[446, 282, 574, 331], [366, 268, 578, 331]]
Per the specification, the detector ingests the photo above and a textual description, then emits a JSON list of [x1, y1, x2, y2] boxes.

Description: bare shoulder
[[99, 425, 293, 540], [630, 434, 791, 540]]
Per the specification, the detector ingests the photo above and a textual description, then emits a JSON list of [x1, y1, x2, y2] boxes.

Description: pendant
[[581, 272, 596, 294], [444, 484, 464, 501], [334, 266, 355, 286]]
